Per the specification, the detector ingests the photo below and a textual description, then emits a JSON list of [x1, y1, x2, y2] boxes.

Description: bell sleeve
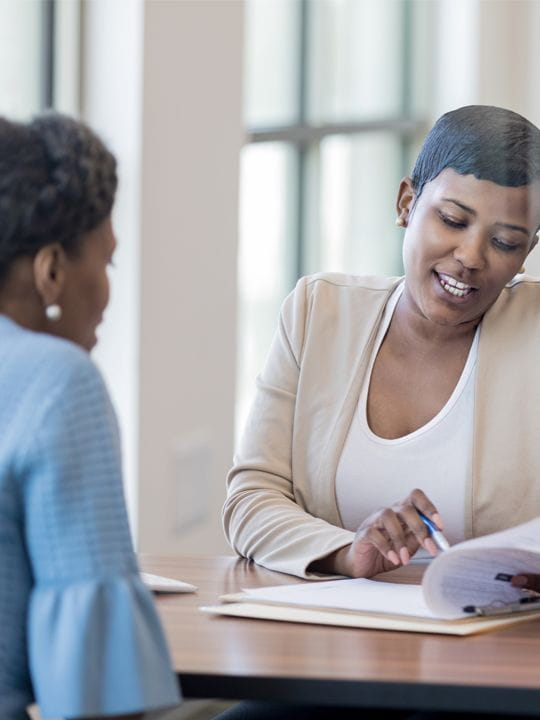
[[16, 347, 180, 718]]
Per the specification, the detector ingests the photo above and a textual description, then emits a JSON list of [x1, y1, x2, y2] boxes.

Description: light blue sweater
[[0, 315, 180, 719]]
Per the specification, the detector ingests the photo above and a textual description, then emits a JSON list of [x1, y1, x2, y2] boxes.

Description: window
[[237, 0, 434, 437], [0, 0, 80, 119], [0, 0, 52, 117]]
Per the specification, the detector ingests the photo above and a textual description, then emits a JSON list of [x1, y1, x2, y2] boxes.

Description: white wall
[[476, 0, 540, 275], [81, 0, 144, 532], [137, 0, 243, 554], [83, 0, 243, 554], [434, 0, 540, 274]]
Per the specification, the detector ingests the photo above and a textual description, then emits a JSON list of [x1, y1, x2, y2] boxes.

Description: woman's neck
[[391, 289, 479, 350], [0, 260, 46, 334]]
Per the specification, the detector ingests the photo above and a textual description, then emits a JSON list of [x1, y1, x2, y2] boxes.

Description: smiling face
[[398, 168, 540, 331]]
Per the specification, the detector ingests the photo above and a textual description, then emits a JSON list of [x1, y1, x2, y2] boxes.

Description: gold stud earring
[[395, 217, 406, 228], [519, 266, 526, 274]]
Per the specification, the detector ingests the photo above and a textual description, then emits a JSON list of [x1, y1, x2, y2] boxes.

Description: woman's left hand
[[511, 574, 540, 593]]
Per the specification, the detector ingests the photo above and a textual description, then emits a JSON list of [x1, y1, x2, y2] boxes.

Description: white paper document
[[236, 516, 540, 620], [242, 577, 437, 618], [423, 516, 540, 617], [140, 572, 197, 593]]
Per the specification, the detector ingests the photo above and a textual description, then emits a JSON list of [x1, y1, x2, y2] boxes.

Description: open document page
[[237, 577, 438, 618], [423, 516, 540, 617], [202, 517, 540, 633], [236, 517, 540, 620]]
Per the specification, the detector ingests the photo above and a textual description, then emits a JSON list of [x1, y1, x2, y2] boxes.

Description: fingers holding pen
[[368, 516, 409, 565], [353, 489, 447, 570], [359, 525, 401, 566], [376, 495, 438, 560], [395, 503, 433, 556], [409, 488, 444, 529], [407, 488, 445, 556], [379, 508, 412, 565], [357, 508, 419, 567]]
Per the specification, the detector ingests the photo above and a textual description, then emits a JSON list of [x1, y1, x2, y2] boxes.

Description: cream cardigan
[[223, 273, 540, 578]]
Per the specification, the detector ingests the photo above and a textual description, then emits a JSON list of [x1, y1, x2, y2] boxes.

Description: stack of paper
[[201, 517, 540, 635]]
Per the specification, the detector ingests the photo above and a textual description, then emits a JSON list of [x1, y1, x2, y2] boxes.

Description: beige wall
[[137, 0, 243, 554], [84, 0, 243, 555]]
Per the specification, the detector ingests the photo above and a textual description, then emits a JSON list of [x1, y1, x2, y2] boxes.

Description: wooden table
[[139, 555, 540, 715]]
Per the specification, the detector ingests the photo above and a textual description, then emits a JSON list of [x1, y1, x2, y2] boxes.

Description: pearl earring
[[395, 217, 406, 227], [45, 304, 62, 321]]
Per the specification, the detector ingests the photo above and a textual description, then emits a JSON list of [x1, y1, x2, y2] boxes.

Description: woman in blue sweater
[[0, 113, 180, 719]]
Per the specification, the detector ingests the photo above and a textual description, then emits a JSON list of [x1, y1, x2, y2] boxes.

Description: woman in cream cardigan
[[224, 105, 540, 581]]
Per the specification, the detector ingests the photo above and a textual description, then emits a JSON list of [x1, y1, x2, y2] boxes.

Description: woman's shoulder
[[494, 274, 540, 312], [302, 271, 402, 293], [283, 272, 402, 317], [276, 274, 402, 352], [1, 316, 92, 367], [0, 317, 105, 409], [505, 273, 540, 293]]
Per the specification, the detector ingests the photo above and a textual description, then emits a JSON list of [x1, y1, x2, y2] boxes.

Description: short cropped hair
[[411, 105, 540, 198], [0, 112, 117, 280]]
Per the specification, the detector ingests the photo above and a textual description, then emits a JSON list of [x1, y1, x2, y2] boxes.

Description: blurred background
[[2, 0, 539, 557]]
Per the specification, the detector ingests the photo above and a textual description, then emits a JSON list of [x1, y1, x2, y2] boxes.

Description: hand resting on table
[[311, 488, 444, 578]]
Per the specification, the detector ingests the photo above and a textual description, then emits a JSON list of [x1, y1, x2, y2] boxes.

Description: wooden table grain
[[139, 555, 540, 715]]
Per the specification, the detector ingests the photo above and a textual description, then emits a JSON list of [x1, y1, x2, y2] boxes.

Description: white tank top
[[335, 282, 479, 546]]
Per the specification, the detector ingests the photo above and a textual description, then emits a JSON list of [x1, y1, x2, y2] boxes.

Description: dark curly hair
[[411, 105, 540, 198], [0, 112, 117, 281]]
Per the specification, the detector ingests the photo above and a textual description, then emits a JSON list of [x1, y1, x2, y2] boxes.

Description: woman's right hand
[[320, 489, 444, 578]]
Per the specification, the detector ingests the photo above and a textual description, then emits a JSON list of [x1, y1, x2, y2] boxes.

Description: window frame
[[244, 0, 427, 278]]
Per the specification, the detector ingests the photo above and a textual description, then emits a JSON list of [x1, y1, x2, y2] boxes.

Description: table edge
[[180, 674, 540, 715]]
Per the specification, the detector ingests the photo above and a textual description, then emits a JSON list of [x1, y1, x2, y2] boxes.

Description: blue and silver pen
[[417, 510, 450, 552]]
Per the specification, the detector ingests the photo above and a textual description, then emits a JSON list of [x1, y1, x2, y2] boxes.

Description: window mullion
[[295, 0, 309, 280], [41, 0, 55, 110]]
